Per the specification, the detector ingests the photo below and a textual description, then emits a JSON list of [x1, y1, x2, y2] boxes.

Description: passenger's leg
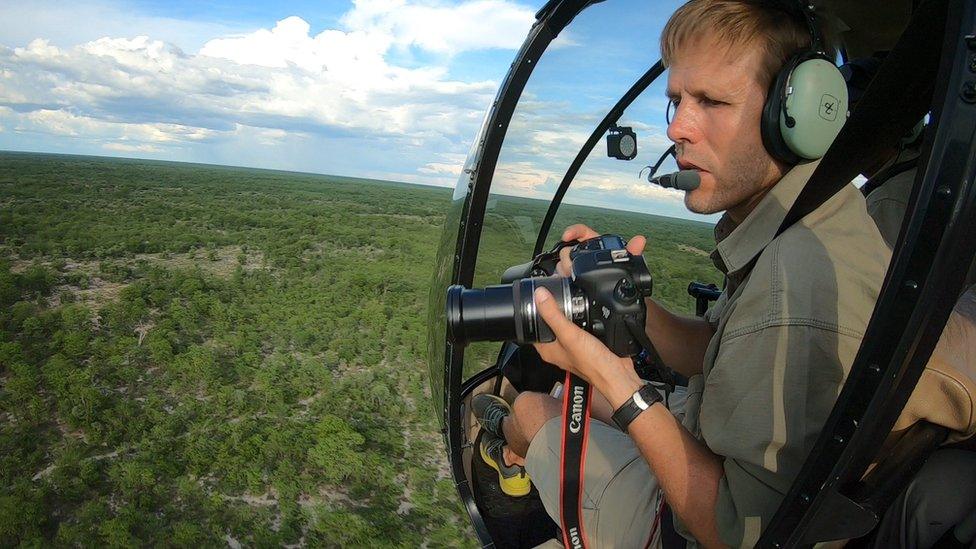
[[501, 388, 616, 464], [495, 384, 687, 545], [525, 416, 665, 547], [503, 384, 686, 463], [502, 392, 561, 462]]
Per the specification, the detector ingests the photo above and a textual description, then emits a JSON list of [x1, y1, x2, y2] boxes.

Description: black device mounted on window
[[607, 125, 638, 160]]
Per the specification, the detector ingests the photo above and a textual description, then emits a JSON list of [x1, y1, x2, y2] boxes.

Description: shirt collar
[[710, 159, 821, 277]]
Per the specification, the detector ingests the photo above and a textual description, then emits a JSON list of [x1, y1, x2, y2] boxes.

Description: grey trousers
[[873, 449, 976, 548], [526, 386, 687, 548]]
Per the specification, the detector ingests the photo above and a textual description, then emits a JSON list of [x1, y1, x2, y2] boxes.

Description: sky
[[0, 0, 711, 221]]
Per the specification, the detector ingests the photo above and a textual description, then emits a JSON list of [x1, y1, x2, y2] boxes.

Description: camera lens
[[446, 277, 580, 346], [447, 284, 517, 344]]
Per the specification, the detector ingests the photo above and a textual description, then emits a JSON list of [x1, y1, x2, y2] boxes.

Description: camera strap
[[557, 317, 667, 547], [559, 370, 592, 549]]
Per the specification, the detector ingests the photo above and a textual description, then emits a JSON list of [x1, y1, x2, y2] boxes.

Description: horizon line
[[0, 148, 714, 227]]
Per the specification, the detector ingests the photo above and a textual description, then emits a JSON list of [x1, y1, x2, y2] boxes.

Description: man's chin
[[684, 191, 724, 215]]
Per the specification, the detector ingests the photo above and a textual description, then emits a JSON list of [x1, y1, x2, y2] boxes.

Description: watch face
[[620, 135, 636, 157]]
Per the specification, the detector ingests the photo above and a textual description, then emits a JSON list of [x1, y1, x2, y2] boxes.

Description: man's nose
[[666, 102, 697, 144]]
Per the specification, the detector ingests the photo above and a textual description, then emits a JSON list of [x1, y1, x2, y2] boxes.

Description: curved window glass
[[428, 113, 489, 426], [460, 0, 685, 380]]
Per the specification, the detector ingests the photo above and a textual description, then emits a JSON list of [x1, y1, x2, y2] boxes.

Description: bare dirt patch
[[12, 246, 265, 280], [9, 258, 67, 274], [136, 245, 266, 278], [300, 485, 361, 510], [355, 212, 439, 224], [48, 277, 127, 310], [303, 242, 385, 261], [19, 246, 269, 309], [220, 491, 278, 507], [678, 244, 710, 257]]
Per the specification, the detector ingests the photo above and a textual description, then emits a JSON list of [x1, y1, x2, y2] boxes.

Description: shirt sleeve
[[699, 323, 862, 547]]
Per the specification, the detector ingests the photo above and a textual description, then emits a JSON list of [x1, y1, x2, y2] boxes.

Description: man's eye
[[701, 97, 724, 106]]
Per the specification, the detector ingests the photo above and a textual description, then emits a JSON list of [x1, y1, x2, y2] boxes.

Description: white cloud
[[200, 17, 384, 73], [0, 4, 518, 159], [570, 170, 684, 203], [419, 162, 463, 176], [103, 142, 161, 153], [11, 109, 218, 145], [236, 124, 290, 145], [340, 0, 535, 54]]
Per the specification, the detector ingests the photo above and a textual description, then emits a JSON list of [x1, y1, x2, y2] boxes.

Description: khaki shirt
[[865, 167, 915, 248], [679, 160, 890, 547]]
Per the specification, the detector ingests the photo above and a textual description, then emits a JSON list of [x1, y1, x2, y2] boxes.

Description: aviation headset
[[662, 1, 848, 166], [757, 0, 849, 165]]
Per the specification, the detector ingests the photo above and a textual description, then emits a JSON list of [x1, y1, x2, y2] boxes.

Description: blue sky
[[0, 0, 710, 221]]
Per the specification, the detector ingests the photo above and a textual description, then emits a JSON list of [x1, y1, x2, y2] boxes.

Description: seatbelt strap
[[559, 371, 591, 549], [774, 0, 942, 238], [860, 157, 920, 197]]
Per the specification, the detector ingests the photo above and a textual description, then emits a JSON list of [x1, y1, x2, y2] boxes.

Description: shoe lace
[[483, 404, 507, 436], [485, 435, 505, 455], [485, 437, 518, 471]]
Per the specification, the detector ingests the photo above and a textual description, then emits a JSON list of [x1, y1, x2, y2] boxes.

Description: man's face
[[666, 37, 788, 218]]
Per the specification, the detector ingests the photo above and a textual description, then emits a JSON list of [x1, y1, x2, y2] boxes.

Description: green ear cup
[[780, 57, 849, 160]]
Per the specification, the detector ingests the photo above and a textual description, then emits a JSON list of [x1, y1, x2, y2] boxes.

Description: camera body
[[568, 238, 653, 355], [447, 234, 654, 357]]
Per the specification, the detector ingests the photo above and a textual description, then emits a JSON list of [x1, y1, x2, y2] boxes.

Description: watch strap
[[611, 382, 662, 432]]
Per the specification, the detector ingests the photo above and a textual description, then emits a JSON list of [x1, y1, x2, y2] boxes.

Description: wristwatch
[[612, 382, 663, 432]]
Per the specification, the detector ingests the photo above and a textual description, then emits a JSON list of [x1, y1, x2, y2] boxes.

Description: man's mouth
[[677, 159, 705, 172]]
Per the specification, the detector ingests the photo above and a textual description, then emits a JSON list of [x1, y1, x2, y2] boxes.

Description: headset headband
[[751, 0, 826, 55], [797, 2, 825, 54]]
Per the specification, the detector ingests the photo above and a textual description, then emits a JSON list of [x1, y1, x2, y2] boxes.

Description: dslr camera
[[446, 235, 654, 357]]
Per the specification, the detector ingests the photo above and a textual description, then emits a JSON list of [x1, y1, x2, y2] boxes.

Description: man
[[475, 1, 889, 546], [839, 57, 976, 549]]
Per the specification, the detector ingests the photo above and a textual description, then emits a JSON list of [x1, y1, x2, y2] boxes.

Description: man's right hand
[[556, 224, 648, 277]]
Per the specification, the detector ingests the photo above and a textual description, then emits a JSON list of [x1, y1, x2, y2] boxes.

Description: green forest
[[0, 151, 720, 547]]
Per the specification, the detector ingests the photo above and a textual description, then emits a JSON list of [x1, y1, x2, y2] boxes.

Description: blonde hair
[[660, 1, 827, 89]]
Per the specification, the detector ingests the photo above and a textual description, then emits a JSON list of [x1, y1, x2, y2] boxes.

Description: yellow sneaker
[[480, 432, 531, 497]]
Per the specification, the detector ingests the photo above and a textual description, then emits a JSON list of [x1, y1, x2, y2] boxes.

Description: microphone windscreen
[[649, 170, 701, 191]]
